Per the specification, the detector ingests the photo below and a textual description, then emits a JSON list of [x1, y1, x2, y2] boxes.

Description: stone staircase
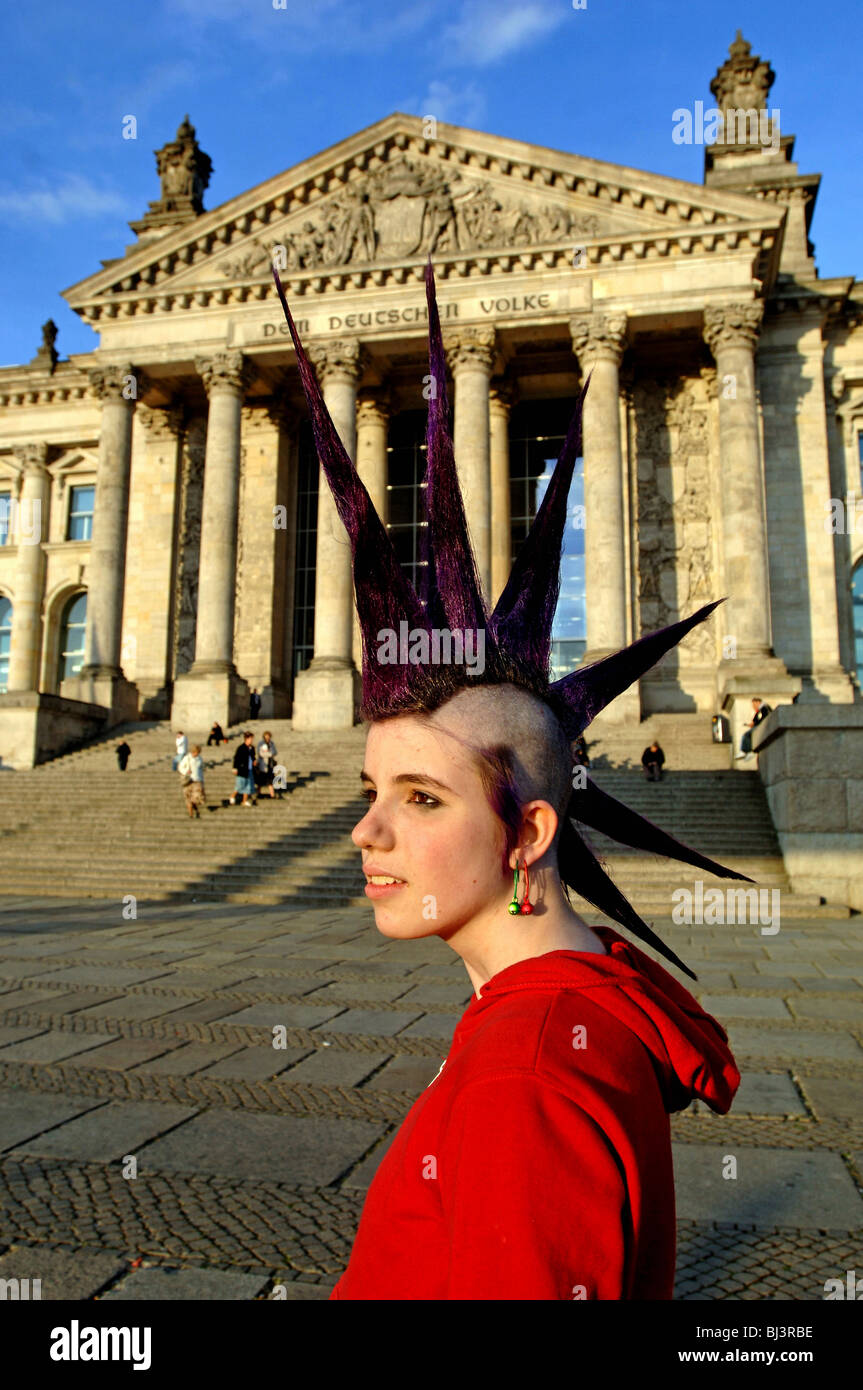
[[0, 714, 850, 919]]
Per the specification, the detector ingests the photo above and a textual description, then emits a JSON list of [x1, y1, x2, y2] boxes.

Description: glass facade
[[291, 421, 319, 690], [386, 409, 428, 599], [59, 592, 87, 682], [509, 399, 586, 680], [0, 596, 11, 691], [67, 485, 94, 541]]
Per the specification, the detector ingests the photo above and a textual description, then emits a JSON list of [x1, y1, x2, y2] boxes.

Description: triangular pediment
[[63, 113, 784, 317]]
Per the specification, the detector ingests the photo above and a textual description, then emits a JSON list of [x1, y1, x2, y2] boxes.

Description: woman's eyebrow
[[359, 769, 454, 794]]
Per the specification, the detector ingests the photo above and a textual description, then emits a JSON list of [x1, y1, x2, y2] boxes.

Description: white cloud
[[441, 0, 566, 66], [0, 175, 130, 225], [412, 79, 487, 128]]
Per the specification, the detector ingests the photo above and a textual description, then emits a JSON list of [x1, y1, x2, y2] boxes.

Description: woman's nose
[[351, 803, 394, 849]]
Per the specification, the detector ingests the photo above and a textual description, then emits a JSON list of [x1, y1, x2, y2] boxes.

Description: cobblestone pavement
[[0, 897, 860, 1301]]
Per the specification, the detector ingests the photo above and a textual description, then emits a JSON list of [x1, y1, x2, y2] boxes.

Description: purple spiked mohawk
[[272, 259, 751, 981]]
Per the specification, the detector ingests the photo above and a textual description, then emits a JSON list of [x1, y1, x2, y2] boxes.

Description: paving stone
[[101, 1266, 269, 1300], [364, 1056, 443, 1092], [0, 1244, 127, 1300], [396, 983, 473, 1006], [161, 999, 251, 1025], [0, 960, 62, 981], [797, 1077, 863, 1122], [342, 1132, 397, 1189], [197, 1046, 313, 1081], [222, 1002, 345, 1028], [35, 965, 177, 987], [755, 961, 824, 977], [269, 1281, 334, 1300], [9, 1100, 198, 1163], [74, 995, 195, 1023], [816, 964, 863, 980], [719, 1072, 806, 1116], [283, 1050, 390, 1087], [0, 1025, 47, 1047], [0, 1031, 117, 1064], [787, 997, 863, 1023], [698, 994, 793, 1020], [311, 980, 415, 1003], [727, 1027, 863, 1061], [672, 1145, 863, 1228], [319, 1008, 422, 1037], [138, 1110, 384, 1185], [0, 1090, 106, 1152], [130, 1043, 246, 1077], [728, 974, 801, 992], [149, 971, 258, 991], [399, 1013, 458, 1040], [72, 1037, 185, 1071]]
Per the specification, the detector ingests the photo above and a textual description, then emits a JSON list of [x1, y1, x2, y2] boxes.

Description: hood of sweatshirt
[[455, 925, 739, 1116]]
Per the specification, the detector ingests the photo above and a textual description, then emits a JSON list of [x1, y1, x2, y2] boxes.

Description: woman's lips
[[364, 880, 408, 899]]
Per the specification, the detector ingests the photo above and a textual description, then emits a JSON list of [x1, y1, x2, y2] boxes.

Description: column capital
[[14, 441, 51, 475], [307, 338, 363, 387], [356, 388, 391, 429], [137, 403, 184, 439], [489, 378, 516, 417], [87, 363, 150, 403], [195, 350, 252, 398], [444, 326, 497, 372], [569, 312, 627, 365], [703, 301, 764, 357]]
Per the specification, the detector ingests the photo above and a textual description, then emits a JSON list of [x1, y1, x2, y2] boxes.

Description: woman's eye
[[359, 788, 438, 807]]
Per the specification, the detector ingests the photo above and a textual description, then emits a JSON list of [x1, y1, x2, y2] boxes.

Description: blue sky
[[0, 0, 860, 368]]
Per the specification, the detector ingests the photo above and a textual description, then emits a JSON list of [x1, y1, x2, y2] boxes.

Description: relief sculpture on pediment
[[216, 155, 605, 278]]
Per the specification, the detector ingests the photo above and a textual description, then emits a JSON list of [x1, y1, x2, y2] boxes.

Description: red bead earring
[[507, 859, 533, 916], [519, 859, 533, 915]]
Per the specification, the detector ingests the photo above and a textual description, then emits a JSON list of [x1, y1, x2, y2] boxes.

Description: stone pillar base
[[755, 704, 863, 911], [291, 661, 360, 731], [0, 692, 107, 769], [171, 667, 250, 734], [66, 672, 139, 728], [576, 649, 641, 728], [805, 665, 860, 705], [719, 661, 802, 771]]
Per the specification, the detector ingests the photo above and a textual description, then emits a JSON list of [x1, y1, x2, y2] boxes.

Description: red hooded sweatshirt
[[330, 927, 740, 1301]]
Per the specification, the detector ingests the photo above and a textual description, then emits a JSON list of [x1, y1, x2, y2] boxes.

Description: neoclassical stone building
[[1, 34, 861, 771]]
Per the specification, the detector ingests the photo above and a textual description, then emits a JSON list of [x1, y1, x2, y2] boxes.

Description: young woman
[[272, 260, 743, 1301]]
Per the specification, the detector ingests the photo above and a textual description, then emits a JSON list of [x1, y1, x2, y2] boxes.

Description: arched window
[[0, 597, 12, 692], [853, 560, 863, 690], [59, 592, 87, 682]]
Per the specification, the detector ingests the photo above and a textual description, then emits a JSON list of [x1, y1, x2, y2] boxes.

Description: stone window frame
[[46, 449, 98, 547]]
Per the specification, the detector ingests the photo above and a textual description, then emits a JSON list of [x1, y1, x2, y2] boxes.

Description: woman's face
[[352, 712, 509, 941]]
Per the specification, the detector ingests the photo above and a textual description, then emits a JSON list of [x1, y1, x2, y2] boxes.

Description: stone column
[[703, 303, 795, 757], [569, 314, 628, 658], [171, 351, 252, 731], [446, 327, 496, 599], [291, 338, 362, 729], [7, 443, 50, 692], [489, 381, 513, 607], [79, 362, 145, 720], [353, 389, 390, 671], [125, 404, 183, 717]]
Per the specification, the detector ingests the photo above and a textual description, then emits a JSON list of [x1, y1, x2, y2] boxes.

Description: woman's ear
[[510, 800, 559, 869]]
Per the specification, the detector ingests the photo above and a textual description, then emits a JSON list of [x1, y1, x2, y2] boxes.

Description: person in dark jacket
[[207, 722, 226, 746], [116, 740, 131, 771], [737, 698, 772, 758], [229, 731, 257, 806], [571, 734, 590, 769], [249, 688, 262, 720], [641, 740, 665, 781]]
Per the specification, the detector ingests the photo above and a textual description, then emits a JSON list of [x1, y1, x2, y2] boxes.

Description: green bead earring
[[507, 863, 521, 916]]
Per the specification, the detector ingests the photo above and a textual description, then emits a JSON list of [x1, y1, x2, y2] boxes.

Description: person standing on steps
[[229, 731, 257, 806], [173, 729, 188, 772], [116, 740, 131, 772], [256, 730, 278, 799], [249, 688, 262, 720], [178, 743, 206, 818]]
